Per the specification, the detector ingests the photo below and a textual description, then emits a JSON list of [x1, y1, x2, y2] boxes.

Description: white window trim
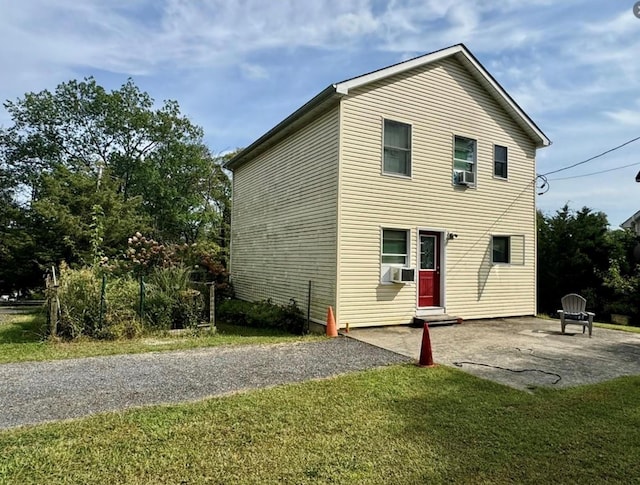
[[380, 227, 412, 284], [381, 118, 413, 179], [452, 134, 477, 188], [493, 144, 508, 180]]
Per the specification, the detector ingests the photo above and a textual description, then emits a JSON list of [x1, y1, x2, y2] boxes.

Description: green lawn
[[1, 365, 638, 484], [0, 308, 320, 364], [538, 313, 640, 334], [594, 322, 640, 333]]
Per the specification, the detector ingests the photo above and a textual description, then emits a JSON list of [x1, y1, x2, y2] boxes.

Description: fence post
[[208, 282, 216, 330], [45, 274, 57, 338], [48, 266, 60, 338], [50, 289, 58, 338]]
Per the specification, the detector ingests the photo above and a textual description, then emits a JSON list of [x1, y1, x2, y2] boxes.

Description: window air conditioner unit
[[455, 170, 475, 186], [391, 267, 415, 283]]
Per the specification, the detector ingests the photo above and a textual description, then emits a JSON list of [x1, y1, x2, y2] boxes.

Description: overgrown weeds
[[218, 298, 306, 335], [55, 265, 204, 339]]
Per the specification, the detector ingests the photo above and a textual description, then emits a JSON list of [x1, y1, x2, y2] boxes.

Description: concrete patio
[[346, 316, 640, 391]]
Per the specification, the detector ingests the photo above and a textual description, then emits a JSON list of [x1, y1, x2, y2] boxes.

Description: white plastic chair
[[558, 293, 594, 337]]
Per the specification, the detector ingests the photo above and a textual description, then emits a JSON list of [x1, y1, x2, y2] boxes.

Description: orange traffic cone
[[418, 322, 436, 367], [326, 306, 338, 337]]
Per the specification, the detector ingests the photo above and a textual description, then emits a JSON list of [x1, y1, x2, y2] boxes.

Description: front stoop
[[412, 314, 462, 327]]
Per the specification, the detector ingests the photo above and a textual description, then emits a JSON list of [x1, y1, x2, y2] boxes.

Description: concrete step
[[412, 314, 462, 327]]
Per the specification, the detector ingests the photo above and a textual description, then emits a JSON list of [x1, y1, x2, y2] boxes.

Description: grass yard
[[539, 314, 640, 334], [0, 308, 320, 364], [1, 365, 638, 484], [594, 322, 640, 333]]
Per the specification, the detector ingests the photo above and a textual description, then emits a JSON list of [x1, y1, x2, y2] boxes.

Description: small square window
[[492, 236, 510, 264], [494, 145, 508, 179], [383, 120, 411, 176]]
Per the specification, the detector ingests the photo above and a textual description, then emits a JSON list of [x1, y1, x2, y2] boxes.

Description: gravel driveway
[[0, 338, 409, 430]]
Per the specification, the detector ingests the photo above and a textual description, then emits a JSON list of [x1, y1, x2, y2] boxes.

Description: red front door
[[418, 232, 441, 307]]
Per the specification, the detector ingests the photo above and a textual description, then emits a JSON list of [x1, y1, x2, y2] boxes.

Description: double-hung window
[[383, 119, 411, 176], [494, 145, 508, 179], [381, 229, 409, 282], [453, 136, 476, 185], [382, 229, 408, 264]]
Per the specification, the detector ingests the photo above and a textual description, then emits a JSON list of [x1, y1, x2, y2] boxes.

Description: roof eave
[[334, 43, 550, 149], [225, 85, 342, 170], [456, 46, 551, 149], [621, 209, 640, 228], [227, 43, 551, 170]]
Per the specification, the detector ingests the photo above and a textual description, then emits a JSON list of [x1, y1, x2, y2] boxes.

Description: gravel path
[[0, 338, 409, 429]]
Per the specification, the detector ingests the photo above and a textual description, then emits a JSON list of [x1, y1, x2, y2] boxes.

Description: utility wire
[[549, 161, 640, 181], [541, 135, 640, 177], [450, 136, 638, 272]]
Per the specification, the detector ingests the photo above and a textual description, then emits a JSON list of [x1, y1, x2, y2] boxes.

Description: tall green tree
[[537, 205, 607, 314], [537, 204, 636, 318], [0, 78, 231, 292], [0, 163, 35, 293]]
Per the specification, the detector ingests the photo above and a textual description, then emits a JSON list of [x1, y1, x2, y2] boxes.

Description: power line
[[541, 135, 640, 177], [451, 136, 640, 272], [548, 161, 640, 181]]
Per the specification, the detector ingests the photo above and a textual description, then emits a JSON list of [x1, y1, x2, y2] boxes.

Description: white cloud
[[240, 63, 269, 80], [0, 0, 582, 78], [604, 109, 640, 127], [0, 0, 637, 226]]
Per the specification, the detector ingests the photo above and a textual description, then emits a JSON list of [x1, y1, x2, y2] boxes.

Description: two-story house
[[226, 44, 550, 329]]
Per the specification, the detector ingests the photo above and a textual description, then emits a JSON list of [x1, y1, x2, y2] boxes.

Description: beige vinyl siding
[[230, 107, 339, 323], [337, 57, 537, 327]]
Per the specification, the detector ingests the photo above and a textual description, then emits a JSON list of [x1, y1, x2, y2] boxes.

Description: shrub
[[174, 289, 204, 329], [280, 300, 306, 335], [218, 298, 306, 335], [145, 266, 204, 329], [54, 263, 207, 338], [57, 267, 142, 339], [602, 261, 640, 325], [56, 264, 103, 339], [104, 276, 142, 339], [144, 289, 174, 330]]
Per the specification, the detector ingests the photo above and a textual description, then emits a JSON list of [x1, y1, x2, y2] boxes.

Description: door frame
[[416, 227, 446, 309]]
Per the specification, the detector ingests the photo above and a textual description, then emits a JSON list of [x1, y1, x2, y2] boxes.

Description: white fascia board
[[334, 44, 550, 148], [458, 49, 551, 148], [335, 45, 464, 94]]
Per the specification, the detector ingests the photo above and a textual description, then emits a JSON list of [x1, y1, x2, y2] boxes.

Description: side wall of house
[[338, 57, 538, 327], [230, 107, 339, 323]]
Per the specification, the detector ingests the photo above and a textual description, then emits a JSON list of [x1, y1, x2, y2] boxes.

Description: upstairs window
[[494, 145, 508, 179], [453, 136, 476, 185], [383, 119, 411, 176]]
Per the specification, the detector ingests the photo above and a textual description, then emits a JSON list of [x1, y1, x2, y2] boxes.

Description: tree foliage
[[537, 204, 640, 323], [0, 77, 231, 293]]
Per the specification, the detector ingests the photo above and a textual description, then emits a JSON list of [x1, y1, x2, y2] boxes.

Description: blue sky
[[1, 0, 639, 226]]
